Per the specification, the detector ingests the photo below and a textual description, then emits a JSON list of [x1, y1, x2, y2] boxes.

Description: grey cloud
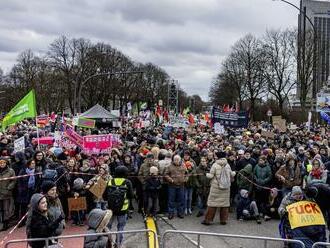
[[0, 0, 300, 100]]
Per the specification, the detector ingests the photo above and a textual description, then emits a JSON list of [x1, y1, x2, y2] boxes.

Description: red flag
[[163, 110, 169, 122], [224, 105, 230, 112], [188, 113, 195, 125]]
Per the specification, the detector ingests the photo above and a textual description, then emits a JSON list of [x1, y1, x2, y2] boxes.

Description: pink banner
[[35, 137, 54, 145], [64, 126, 83, 147], [83, 134, 112, 154]]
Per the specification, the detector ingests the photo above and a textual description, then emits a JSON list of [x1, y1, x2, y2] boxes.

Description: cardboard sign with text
[[261, 130, 275, 139], [286, 201, 325, 229], [68, 197, 87, 212], [89, 177, 107, 199], [273, 116, 287, 132]]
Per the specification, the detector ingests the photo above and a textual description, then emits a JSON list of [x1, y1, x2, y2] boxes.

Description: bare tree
[[262, 29, 296, 115]]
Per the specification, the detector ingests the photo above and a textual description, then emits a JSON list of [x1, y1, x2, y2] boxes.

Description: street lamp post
[[76, 70, 143, 114]]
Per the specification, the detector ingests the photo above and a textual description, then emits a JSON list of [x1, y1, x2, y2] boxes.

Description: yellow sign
[[286, 201, 325, 229]]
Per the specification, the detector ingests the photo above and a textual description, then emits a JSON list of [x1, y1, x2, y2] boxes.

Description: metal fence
[[312, 242, 330, 248], [161, 230, 306, 248], [5, 229, 157, 248]]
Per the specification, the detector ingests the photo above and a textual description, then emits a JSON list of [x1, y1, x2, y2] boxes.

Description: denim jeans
[[168, 186, 185, 215], [196, 194, 206, 213], [107, 214, 128, 246], [95, 200, 107, 210], [184, 187, 193, 211]]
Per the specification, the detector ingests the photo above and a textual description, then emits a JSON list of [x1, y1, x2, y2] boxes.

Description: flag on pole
[[2, 90, 37, 131]]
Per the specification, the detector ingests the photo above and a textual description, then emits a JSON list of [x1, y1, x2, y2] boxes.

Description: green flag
[[2, 90, 37, 130]]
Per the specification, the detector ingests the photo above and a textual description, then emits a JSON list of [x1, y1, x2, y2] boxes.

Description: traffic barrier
[[312, 242, 330, 248], [4, 229, 157, 248], [161, 230, 306, 248]]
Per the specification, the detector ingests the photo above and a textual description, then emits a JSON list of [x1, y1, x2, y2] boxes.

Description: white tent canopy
[[79, 104, 118, 120]]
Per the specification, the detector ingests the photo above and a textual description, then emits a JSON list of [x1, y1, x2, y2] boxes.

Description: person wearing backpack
[[105, 165, 133, 248], [201, 156, 235, 225]]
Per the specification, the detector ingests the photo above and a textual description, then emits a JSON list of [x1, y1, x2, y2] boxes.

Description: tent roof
[[80, 104, 118, 119]]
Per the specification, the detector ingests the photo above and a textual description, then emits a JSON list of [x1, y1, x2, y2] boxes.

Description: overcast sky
[[0, 0, 301, 100]]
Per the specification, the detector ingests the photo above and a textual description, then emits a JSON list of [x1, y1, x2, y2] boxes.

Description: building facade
[[299, 0, 330, 99]]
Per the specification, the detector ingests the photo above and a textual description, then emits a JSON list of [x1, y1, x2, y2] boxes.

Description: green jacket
[[253, 164, 272, 186], [237, 164, 253, 192]]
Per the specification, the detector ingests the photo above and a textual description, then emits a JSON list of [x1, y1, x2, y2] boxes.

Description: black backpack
[[107, 179, 127, 214]]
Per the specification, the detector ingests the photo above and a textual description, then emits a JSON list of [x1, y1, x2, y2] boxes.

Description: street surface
[[0, 210, 284, 248]]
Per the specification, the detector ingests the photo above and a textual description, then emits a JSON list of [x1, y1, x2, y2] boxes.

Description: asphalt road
[[1, 211, 290, 248]]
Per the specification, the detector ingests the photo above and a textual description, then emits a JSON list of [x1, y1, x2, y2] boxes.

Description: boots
[[220, 207, 229, 225], [201, 207, 216, 225]]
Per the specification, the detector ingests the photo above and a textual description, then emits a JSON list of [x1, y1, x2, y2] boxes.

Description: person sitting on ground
[[236, 189, 261, 224], [84, 208, 113, 248]]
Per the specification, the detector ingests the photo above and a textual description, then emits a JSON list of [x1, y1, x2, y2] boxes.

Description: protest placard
[[14, 136, 25, 153], [286, 201, 325, 229], [89, 177, 107, 199], [68, 197, 87, 212], [261, 130, 275, 139]]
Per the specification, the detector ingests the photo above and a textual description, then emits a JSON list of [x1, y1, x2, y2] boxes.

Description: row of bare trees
[[0, 36, 202, 115], [209, 28, 315, 120]]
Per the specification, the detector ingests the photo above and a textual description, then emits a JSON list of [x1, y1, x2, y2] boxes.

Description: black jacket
[[30, 210, 63, 248]]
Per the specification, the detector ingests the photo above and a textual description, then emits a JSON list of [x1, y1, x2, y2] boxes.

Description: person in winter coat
[[41, 181, 65, 236], [275, 155, 302, 196], [85, 164, 112, 210], [34, 151, 48, 172], [164, 155, 188, 219], [71, 178, 87, 226], [0, 157, 16, 231], [183, 153, 198, 215], [202, 156, 235, 225], [17, 159, 41, 225], [253, 155, 272, 219], [306, 158, 327, 186], [158, 151, 172, 214], [236, 150, 256, 171], [264, 188, 281, 220], [278, 186, 326, 248], [28, 193, 64, 248], [144, 166, 161, 216], [236, 164, 254, 192], [106, 165, 133, 248], [12, 151, 27, 176], [196, 157, 211, 217], [84, 208, 112, 248], [138, 153, 159, 185], [236, 189, 261, 224]]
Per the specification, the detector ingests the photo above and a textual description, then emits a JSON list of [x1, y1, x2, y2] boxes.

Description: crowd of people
[[0, 119, 330, 248]]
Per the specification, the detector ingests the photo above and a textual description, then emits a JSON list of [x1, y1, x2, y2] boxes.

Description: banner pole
[[36, 116, 40, 150]]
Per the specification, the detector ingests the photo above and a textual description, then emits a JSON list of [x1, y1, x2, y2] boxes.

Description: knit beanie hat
[[240, 189, 249, 198], [41, 181, 56, 194], [150, 166, 159, 176], [73, 178, 84, 190]]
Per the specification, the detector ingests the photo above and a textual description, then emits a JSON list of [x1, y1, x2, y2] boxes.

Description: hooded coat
[[236, 164, 254, 192], [84, 209, 112, 248], [28, 193, 63, 248], [206, 159, 235, 207]]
